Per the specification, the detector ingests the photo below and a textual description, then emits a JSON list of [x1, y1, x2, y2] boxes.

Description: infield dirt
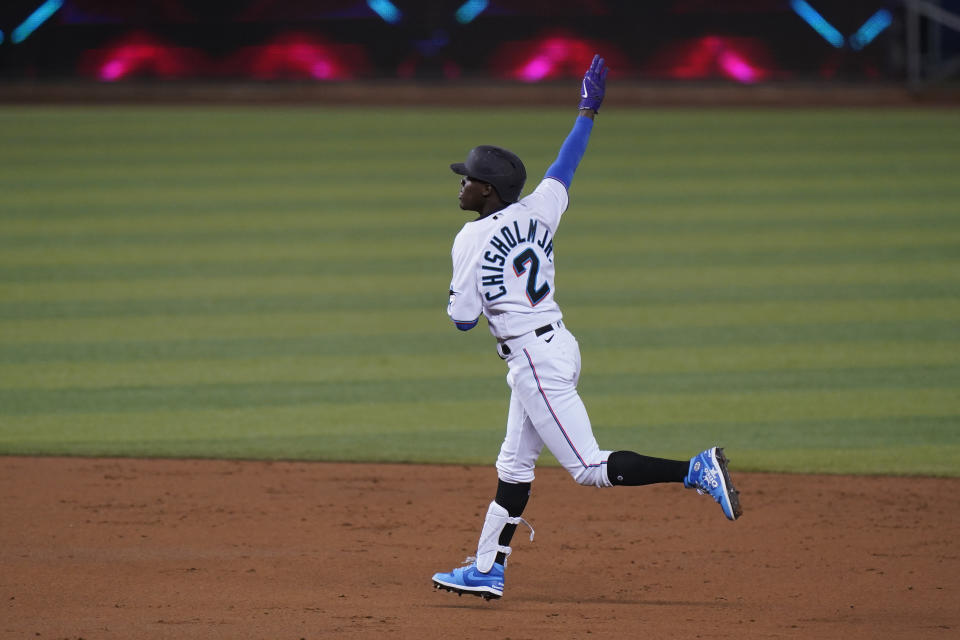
[[1, 456, 956, 639]]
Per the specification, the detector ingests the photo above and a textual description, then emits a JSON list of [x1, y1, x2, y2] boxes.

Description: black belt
[[498, 324, 556, 358], [534, 324, 554, 337]]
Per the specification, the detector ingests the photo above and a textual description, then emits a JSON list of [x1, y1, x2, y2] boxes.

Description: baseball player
[[432, 55, 742, 601]]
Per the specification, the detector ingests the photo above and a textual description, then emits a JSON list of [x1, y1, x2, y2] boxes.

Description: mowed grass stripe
[[0, 333, 472, 363], [4, 218, 958, 250], [3, 252, 957, 312], [4, 180, 955, 216], [1, 408, 955, 474], [3, 364, 959, 417], [0, 399, 514, 462], [0, 219, 451, 249], [3, 183, 444, 212], [4, 210, 957, 254], [3, 193, 956, 228], [3, 212, 956, 259], [0, 237, 445, 267], [6, 210, 958, 244], [586, 389, 958, 429], [4, 341, 959, 391], [5, 141, 955, 183], [0, 376, 501, 415], [1, 228, 956, 274], [4, 261, 957, 303], [5, 171, 958, 209], [4, 392, 953, 441], [4, 107, 955, 162], [3, 244, 956, 282], [4, 298, 956, 345], [3, 245, 956, 284], [1, 321, 956, 364], [1, 283, 955, 321]]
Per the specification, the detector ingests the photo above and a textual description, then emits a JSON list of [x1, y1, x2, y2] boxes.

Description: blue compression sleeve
[[544, 115, 594, 189]]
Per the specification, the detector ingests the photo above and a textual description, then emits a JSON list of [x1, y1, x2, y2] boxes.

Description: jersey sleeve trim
[[525, 177, 569, 224], [544, 175, 568, 190], [453, 318, 480, 331]]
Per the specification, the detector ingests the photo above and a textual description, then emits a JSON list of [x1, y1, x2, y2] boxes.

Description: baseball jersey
[[448, 177, 568, 340]]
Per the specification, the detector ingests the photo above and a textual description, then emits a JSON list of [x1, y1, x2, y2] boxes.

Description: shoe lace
[[511, 516, 535, 542], [463, 517, 535, 567]]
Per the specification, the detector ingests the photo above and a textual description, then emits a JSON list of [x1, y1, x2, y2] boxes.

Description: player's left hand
[[578, 54, 608, 113]]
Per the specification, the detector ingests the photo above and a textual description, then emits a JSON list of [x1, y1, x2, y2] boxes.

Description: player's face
[[458, 176, 488, 212]]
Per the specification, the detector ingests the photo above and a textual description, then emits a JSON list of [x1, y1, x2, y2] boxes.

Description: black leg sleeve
[[607, 451, 688, 486], [495, 479, 531, 517], [494, 480, 531, 563]]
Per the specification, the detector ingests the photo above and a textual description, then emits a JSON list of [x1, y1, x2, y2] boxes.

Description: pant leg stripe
[[522, 347, 594, 469]]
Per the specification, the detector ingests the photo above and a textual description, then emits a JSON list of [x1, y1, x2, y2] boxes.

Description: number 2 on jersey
[[513, 248, 550, 306]]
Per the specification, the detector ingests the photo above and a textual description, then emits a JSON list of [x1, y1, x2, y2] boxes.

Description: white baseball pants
[[495, 325, 612, 488]]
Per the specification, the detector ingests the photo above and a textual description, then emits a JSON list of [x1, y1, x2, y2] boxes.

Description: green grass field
[[1, 105, 958, 475]]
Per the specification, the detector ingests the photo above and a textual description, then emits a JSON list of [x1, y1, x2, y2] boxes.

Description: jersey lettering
[[489, 236, 510, 258], [511, 220, 524, 246], [479, 216, 555, 305], [482, 272, 504, 286], [484, 251, 506, 267], [500, 226, 518, 248], [526, 219, 539, 243], [513, 248, 550, 306], [485, 286, 507, 301], [485, 221, 553, 262]]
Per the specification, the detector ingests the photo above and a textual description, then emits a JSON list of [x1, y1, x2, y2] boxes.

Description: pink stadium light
[[518, 55, 554, 82], [93, 34, 198, 82], [311, 59, 334, 80], [648, 36, 772, 84], [518, 36, 593, 82], [99, 59, 127, 81], [491, 34, 602, 82], [718, 49, 760, 84], [241, 33, 364, 80]]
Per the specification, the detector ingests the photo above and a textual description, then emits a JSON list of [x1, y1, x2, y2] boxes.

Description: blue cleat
[[432, 560, 505, 600], [684, 446, 743, 521]]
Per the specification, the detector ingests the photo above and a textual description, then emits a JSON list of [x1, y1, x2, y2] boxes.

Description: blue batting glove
[[578, 54, 608, 112]]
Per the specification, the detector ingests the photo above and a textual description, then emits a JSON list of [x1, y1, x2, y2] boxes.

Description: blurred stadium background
[[0, 0, 958, 102]]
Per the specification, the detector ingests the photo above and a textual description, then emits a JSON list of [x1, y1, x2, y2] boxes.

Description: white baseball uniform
[[448, 177, 612, 488]]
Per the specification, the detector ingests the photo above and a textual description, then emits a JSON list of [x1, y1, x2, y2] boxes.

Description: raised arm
[[544, 54, 608, 189]]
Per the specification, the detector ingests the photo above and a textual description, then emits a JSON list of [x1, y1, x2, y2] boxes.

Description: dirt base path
[[1, 457, 956, 639]]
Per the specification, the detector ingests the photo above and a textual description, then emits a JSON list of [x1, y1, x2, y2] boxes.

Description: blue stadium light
[[849, 9, 893, 51], [11, 0, 64, 44], [456, 0, 489, 24], [367, 0, 402, 24], [790, 0, 844, 48]]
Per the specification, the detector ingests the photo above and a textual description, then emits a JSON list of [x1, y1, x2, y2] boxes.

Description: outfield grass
[[1, 105, 958, 475]]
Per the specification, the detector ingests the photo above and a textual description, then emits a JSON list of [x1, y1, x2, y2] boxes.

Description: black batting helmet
[[450, 145, 527, 203]]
